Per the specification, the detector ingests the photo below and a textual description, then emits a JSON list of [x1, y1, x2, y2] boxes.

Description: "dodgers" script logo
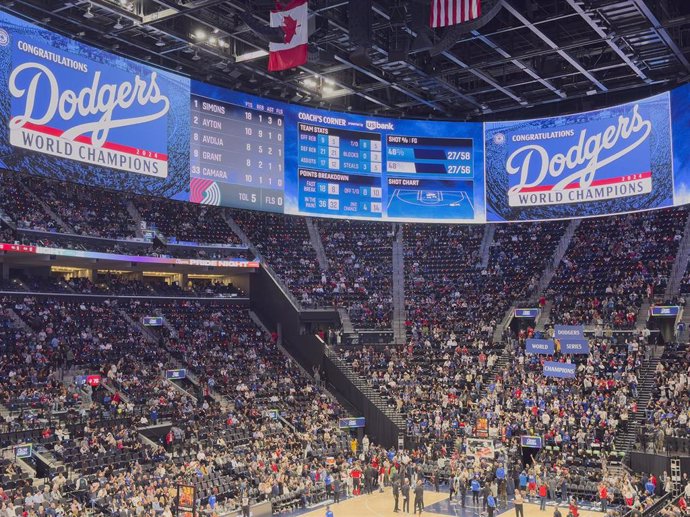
[[8, 62, 170, 148], [506, 104, 652, 194]]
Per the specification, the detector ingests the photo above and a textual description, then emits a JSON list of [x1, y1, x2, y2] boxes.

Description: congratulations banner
[[543, 361, 576, 379], [560, 338, 590, 354], [485, 93, 673, 221], [526, 338, 555, 354], [0, 11, 190, 198]]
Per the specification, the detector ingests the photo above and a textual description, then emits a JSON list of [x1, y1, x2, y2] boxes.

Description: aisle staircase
[[534, 218, 581, 298], [125, 201, 145, 238], [392, 224, 406, 344], [613, 344, 663, 457], [15, 181, 73, 234], [305, 218, 329, 271], [323, 345, 406, 431], [665, 210, 690, 298], [479, 224, 495, 269]]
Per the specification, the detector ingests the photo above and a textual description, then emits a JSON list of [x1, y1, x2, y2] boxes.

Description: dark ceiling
[[2, 0, 690, 120]]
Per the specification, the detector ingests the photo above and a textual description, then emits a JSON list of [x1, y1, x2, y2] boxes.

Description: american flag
[[430, 0, 481, 28]]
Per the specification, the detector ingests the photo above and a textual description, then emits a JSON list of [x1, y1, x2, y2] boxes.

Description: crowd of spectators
[[547, 208, 687, 329], [231, 209, 324, 306], [642, 343, 690, 453], [318, 220, 393, 328]]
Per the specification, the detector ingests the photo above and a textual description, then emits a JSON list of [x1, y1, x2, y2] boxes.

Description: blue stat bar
[[298, 124, 382, 173], [386, 135, 473, 176]]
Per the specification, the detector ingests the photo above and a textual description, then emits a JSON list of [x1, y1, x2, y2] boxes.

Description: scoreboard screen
[[286, 109, 485, 221], [190, 94, 285, 211]]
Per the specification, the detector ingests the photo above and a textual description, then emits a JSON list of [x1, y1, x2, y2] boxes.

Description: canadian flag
[[269, 0, 308, 71]]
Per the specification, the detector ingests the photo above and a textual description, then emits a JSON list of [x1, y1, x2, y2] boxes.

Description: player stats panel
[[385, 135, 476, 220], [190, 95, 284, 211], [297, 124, 383, 217]]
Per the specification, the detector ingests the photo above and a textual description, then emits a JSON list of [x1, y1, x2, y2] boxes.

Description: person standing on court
[[487, 492, 497, 517], [460, 473, 467, 508], [471, 475, 481, 506], [414, 479, 424, 515], [393, 477, 401, 512], [514, 490, 525, 517], [539, 479, 548, 511], [402, 478, 411, 513], [598, 482, 608, 513], [553, 505, 562, 517], [241, 492, 250, 517], [333, 475, 341, 504], [326, 505, 334, 517]]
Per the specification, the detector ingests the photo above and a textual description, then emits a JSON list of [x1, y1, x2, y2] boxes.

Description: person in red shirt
[[351, 466, 362, 495], [599, 483, 609, 513], [539, 482, 548, 511]]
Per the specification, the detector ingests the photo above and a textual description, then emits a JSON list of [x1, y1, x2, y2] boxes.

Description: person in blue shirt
[[496, 466, 505, 481], [519, 471, 528, 491], [645, 479, 655, 496], [487, 494, 497, 517], [471, 476, 482, 506], [326, 505, 334, 517]]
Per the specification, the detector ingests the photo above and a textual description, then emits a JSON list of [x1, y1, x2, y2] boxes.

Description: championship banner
[[560, 338, 590, 354], [525, 338, 555, 355], [466, 438, 495, 459], [0, 10, 189, 198], [554, 325, 585, 340], [485, 93, 673, 221], [543, 361, 576, 379]]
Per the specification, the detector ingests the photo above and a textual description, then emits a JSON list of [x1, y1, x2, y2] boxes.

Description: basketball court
[[294, 489, 605, 517]]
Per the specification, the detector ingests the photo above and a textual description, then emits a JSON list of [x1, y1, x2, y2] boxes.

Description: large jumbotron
[[1, 1, 690, 517]]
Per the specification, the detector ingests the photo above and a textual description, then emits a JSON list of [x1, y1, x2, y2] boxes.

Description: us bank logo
[[7, 36, 171, 178], [503, 103, 654, 207]]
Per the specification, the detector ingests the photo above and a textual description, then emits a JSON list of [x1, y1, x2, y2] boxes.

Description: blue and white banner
[[554, 325, 585, 340], [561, 338, 590, 354], [526, 338, 555, 355], [543, 361, 577, 379], [515, 308, 540, 318], [485, 93, 673, 221], [650, 305, 680, 317], [520, 436, 543, 449]]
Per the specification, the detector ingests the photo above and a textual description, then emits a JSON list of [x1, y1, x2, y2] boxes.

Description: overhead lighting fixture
[[249, 74, 258, 84], [83, 5, 94, 19], [113, 17, 123, 30], [194, 29, 207, 40], [192, 52, 201, 61], [155, 38, 165, 47], [235, 49, 269, 63]]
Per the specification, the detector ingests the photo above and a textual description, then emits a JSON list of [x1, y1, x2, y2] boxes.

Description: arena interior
[[3, 1, 690, 516]]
